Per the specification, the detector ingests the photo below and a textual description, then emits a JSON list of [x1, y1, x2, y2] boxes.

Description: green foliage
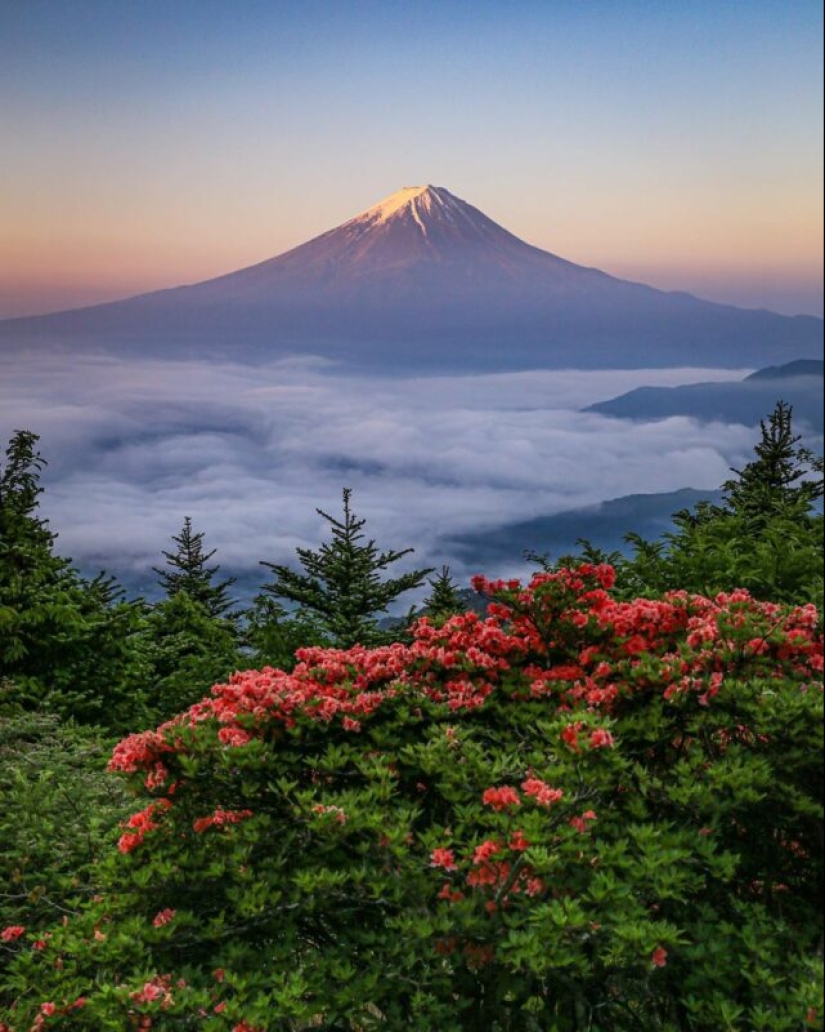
[[243, 594, 329, 672], [622, 502, 824, 605], [0, 432, 150, 731], [0, 711, 131, 988], [145, 591, 242, 720], [559, 404, 825, 605], [260, 488, 433, 648], [1, 419, 822, 1029], [722, 400, 823, 520], [0, 430, 72, 676], [154, 516, 237, 618], [422, 565, 468, 622], [3, 567, 821, 1030]]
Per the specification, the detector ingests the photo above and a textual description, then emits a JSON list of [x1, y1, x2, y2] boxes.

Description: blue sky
[[1, 0, 822, 316]]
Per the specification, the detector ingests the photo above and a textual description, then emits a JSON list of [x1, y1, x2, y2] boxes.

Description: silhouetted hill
[[746, 359, 823, 381], [446, 488, 722, 567], [586, 360, 823, 433]]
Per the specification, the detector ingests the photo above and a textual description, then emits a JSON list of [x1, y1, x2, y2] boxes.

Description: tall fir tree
[[154, 516, 236, 617], [0, 431, 149, 730], [0, 430, 67, 675], [147, 518, 240, 720], [261, 488, 433, 648]]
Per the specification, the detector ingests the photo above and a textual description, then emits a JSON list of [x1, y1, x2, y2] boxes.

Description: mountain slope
[[1, 186, 821, 370], [587, 360, 824, 433], [447, 488, 723, 568]]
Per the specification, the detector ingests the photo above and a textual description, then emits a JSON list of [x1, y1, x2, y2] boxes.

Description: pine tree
[[145, 591, 241, 720], [0, 431, 72, 674], [616, 403, 824, 603], [0, 431, 149, 729], [154, 517, 236, 618], [260, 489, 433, 648], [243, 595, 327, 672], [723, 401, 823, 518], [422, 565, 466, 621]]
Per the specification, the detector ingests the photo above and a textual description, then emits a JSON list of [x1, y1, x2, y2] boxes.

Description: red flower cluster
[[105, 565, 822, 906], [430, 848, 458, 872], [192, 809, 253, 835], [482, 786, 522, 811], [521, 778, 564, 807], [117, 800, 172, 854]]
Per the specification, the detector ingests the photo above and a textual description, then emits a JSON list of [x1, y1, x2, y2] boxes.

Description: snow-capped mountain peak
[[2, 184, 820, 373], [346, 184, 474, 237], [356, 185, 433, 224]]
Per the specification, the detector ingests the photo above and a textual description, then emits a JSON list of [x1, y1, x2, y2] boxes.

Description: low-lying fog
[[2, 353, 754, 596]]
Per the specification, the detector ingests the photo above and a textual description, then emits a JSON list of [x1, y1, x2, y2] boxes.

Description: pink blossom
[[430, 848, 458, 872], [482, 786, 521, 811], [152, 908, 177, 928]]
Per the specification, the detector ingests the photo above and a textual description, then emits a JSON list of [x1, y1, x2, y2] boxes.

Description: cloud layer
[[2, 353, 754, 596]]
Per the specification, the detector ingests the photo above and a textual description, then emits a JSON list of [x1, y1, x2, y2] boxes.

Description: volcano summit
[[2, 186, 820, 370]]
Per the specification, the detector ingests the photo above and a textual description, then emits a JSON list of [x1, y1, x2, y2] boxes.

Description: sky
[[1, 0, 822, 319]]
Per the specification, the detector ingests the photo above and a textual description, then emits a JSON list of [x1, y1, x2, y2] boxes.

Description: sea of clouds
[[2, 352, 755, 597]]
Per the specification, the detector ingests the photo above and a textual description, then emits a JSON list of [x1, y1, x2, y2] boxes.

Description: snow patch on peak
[[342, 185, 480, 241], [355, 185, 431, 225], [350, 185, 468, 229]]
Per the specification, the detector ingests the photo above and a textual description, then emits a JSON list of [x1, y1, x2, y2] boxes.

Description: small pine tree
[[422, 566, 466, 621], [261, 489, 433, 648], [145, 592, 241, 720], [154, 517, 236, 618], [243, 595, 328, 672], [616, 403, 824, 603], [723, 401, 823, 518]]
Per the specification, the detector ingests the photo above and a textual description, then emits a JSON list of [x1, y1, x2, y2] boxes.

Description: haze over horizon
[[2, 1, 823, 320]]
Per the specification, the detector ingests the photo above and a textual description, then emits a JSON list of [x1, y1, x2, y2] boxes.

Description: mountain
[[587, 359, 824, 434], [447, 488, 723, 568], [1, 185, 821, 370], [746, 359, 824, 381]]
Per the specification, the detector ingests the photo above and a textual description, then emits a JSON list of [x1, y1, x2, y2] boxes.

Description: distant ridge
[[448, 488, 723, 567], [587, 359, 824, 433], [1, 185, 821, 371], [746, 359, 824, 381]]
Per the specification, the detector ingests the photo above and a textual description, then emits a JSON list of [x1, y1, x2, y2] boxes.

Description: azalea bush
[[1, 565, 822, 1031]]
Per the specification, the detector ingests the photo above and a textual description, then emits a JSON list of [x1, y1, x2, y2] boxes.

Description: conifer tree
[[614, 403, 824, 603], [0, 431, 149, 729], [0, 430, 68, 675], [154, 516, 236, 618], [422, 565, 466, 621], [261, 488, 433, 648], [147, 518, 240, 719], [722, 400, 823, 518], [243, 595, 327, 672]]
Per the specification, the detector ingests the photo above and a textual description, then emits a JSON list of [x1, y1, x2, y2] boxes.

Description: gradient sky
[[1, 0, 822, 319]]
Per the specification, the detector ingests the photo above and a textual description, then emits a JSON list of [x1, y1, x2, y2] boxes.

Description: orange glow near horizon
[[1, 3, 821, 319], [1, 185, 821, 319]]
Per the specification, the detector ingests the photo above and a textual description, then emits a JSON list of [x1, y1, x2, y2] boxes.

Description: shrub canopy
[[1, 566, 822, 1031]]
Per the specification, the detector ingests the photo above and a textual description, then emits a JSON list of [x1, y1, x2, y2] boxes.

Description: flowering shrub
[[1, 566, 822, 1031]]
